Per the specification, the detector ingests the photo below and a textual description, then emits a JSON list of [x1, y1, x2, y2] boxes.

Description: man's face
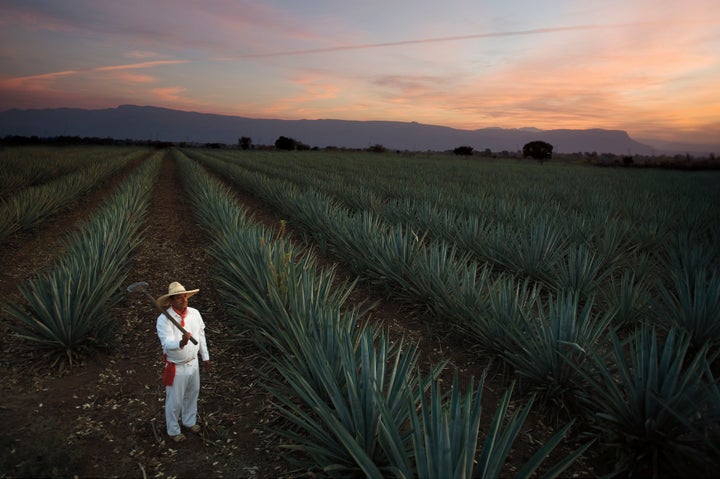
[[170, 293, 189, 311]]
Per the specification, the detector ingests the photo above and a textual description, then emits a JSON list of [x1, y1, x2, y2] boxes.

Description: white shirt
[[156, 306, 210, 364]]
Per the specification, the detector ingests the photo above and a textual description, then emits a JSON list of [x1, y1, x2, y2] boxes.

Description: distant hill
[[0, 104, 657, 154]]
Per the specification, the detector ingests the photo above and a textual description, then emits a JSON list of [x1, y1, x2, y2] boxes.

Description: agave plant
[[403, 240, 491, 321], [266, 329, 436, 478], [268, 327, 588, 479], [600, 269, 652, 332], [589, 216, 634, 270], [404, 373, 590, 479], [548, 243, 609, 299], [574, 325, 719, 477], [5, 156, 159, 366], [503, 291, 614, 420], [504, 219, 566, 283], [464, 275, 538, 357], [0, 153, 134, 243], [402, 371, 483, 479], [660, 231, 717, 276], [451, 212, 495, 263], [657, 266, 720, 349]]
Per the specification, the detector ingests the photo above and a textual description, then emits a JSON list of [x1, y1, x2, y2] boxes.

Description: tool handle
[[162, 310, 199, 345], [147, 292, 199, 345], [167, 313, 199, 345]]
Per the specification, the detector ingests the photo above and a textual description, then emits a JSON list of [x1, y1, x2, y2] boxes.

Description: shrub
[[367, 143, 387, 153], [275, 136, 309, 150], [453, 146, 474, 156], [523, 140, 553, 162]]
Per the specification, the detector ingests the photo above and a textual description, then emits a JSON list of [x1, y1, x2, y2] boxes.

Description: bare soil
[[0, 151, 594, 478]]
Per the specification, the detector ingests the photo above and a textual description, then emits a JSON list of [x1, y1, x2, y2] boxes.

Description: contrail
[[230, 23, 655, 59], [94, 60, 188, 71], [6, 60, 188, 84]]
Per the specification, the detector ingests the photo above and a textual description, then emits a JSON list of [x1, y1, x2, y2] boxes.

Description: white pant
[[165, 358, 200, 436]]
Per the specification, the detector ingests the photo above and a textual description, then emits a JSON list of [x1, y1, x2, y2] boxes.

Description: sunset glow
[[1, 0, 718, 146]]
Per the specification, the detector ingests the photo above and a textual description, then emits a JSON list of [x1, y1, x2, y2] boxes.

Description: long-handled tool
[[127, 281, 198, 345]]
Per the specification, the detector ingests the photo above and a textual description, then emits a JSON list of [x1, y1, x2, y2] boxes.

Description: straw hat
[[157, 281, 199, 307]]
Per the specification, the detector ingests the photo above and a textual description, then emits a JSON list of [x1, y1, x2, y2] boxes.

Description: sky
[[1, 0, 719, 145]]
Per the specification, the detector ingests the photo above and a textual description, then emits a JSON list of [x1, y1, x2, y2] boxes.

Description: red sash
[[163, 308, 187, 386], [163, 354, 175, 386]]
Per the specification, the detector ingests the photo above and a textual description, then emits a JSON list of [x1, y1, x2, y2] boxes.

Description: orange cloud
[[151, 86, 187, 102], [108, 72, 156, 84], [2, 60, 186, 90], [0, 70, 78, 91], [0, 59, 189, 109], [251, 71, 345, 117]]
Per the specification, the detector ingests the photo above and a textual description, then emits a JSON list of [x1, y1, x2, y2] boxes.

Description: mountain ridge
[[0, 104, 661, 154]]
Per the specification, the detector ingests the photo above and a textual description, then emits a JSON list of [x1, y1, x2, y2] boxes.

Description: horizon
[[1, 1, 718, 146]]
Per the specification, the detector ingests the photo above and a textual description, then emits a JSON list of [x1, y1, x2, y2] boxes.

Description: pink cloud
[[109, 72, 156, 84], [151, 86, 187, 103], [0, 70, 78, 91], [0, 58, 192, 113], [258, 79, 342, 117], [1, 60, 186, 94], [146, 86, 209, 113]]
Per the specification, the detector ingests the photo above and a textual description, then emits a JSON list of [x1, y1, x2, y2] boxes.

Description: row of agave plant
[[185, 148, 720, 477], [188, 149, 720, 353], [195, 149, 720, 352], [174, 150, 589, 478], [198, 150, 719, 309], [4, 152, 161, 368], [0, 148, 145, 245], [0, 146, 130, 198]]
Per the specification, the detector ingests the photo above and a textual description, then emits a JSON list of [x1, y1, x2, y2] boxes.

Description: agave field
[[1, 145, 719, 478]]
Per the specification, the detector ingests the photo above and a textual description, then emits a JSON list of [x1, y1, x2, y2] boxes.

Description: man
[[156, 281, 211, 443]]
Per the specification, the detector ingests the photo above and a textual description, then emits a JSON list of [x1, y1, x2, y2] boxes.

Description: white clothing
[[156, 306, 209, 436], [164, 358, 200, 436], [156, 306, 209, 363]]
